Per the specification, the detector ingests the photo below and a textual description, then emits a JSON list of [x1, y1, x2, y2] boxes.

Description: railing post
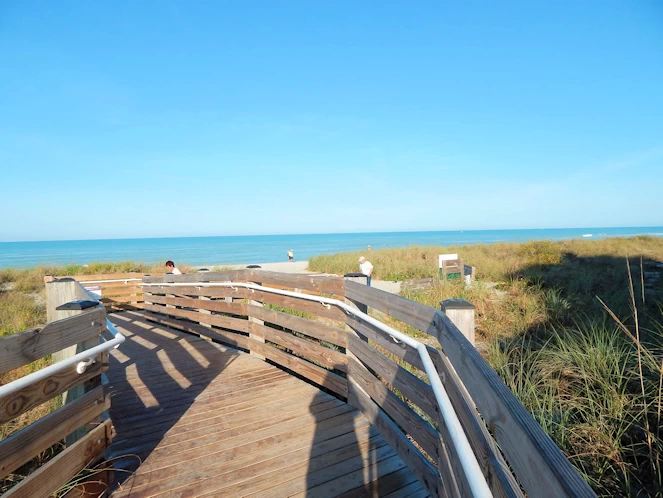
[[440, 299, 476, 346], [46, 278, 107, 445], [248, 277, 266, 360]]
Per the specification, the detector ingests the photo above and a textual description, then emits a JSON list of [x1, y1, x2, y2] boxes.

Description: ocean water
[[0, 227, 661, 269]]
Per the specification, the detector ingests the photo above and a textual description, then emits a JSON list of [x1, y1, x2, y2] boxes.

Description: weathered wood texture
[[0, 308, 105, 374], [0, 386, 109, 480], [348, 315, 521, 498], [103, 311, 424, 497], [46, 274, 148, 312], [348, 376, 442, 498], [346, 280, 596, 498], [4, 420, 111, 498], [0, 354, 107, 425]]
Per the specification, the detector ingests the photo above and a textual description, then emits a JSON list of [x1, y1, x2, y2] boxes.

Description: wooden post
[[46, 278, 106, 445], [248, 279, 265, 360], [440, 299, 476, 345]]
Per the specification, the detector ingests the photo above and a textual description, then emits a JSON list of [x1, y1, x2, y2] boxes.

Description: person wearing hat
[[287, 249, 294, 262], [358, 256, 374, 286]]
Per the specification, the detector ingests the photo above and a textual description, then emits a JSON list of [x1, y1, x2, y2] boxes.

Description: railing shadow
[[103, 310, 240, 494], [304, 368, 398, 497]]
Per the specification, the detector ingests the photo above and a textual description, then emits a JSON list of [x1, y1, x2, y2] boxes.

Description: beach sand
[[201, 261, 311, 274]]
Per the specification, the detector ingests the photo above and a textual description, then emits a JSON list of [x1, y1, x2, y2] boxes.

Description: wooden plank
[[4, 420, 110, 498], [306, 457, 413, 498], [348, 334, 438, 421], [348, 314, 425, 371], [56, 272, 149, 282], [195, 432, 386, 498], [345, 280, 439, 334], [142, 310, 250, 350], [251, 289, 347, 322], [348, 378, 442, 498], [101, 295, 145, 304], [250, 339, 348, 397], [0, 356, 106, 424], [143, 309, 346, 396], [146, 294, 247, 315], [383, 480, 430, 498], [349, 316, 522, 497], [0, 308, 105, 374], [143, 269, 248, 283], [432, 312, 596, 498], [142, 285, 240, 299], [347, 356, 438, 461], [248, 322, 348, 372], [113, 411, 374, 496], [429, 349, 523, 498], [245, 269, 345, 296], [248, 303, 348, 347], [143, 303, 249, 333], [112, 403, 357, 476], [98, 286, 143, 297], [0, 386, 108, 479]]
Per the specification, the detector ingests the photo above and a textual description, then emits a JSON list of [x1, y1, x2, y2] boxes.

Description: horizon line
[[2, 225, 662, 244]]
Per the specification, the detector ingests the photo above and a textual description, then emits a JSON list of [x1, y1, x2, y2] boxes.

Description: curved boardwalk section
[[105, 311, 428, 497]]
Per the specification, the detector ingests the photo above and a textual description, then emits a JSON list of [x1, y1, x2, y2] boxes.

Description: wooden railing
[[143, 269, 596, 498], [44, 273, 151, 313], [0, 279, 113, 497]]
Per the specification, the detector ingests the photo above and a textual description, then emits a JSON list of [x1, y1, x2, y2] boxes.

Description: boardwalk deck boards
[[106, 311, 425, 497]]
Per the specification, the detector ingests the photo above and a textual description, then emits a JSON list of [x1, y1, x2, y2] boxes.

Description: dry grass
[[310, 237, 663, 496]]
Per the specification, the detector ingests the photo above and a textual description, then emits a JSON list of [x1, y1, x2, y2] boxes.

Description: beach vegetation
[[310, 236, 663, 496]]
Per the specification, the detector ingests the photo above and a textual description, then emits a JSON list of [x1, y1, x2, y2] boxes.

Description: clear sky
[[1, 1, 662, 242]]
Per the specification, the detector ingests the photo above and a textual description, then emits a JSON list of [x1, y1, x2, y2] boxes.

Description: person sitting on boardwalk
[[358, 256, 374, 287], [165, 260, 182, 275]]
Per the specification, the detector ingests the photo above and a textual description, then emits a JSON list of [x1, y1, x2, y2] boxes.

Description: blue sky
[[1, 1, 662, 242]]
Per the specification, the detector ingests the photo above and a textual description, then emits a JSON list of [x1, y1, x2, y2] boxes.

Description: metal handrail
[[0, 319, 125, 398], [78, 278, 143, 284], [142, 280, 493, 497]]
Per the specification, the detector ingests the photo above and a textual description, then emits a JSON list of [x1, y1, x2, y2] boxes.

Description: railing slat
[[433, 313, 596, 498], [143, 311, 250, 350], [147, 294, 247, 315], [348, 334, 438, 421], [348, 377, 443, 498], [0, 385, 108, 480], [4, 419, 111, 498], [347, 356, 438, 460], [349, 314, 523, 498], [143, 303, 250, 333], [0, 354, 106, 425], [248, 322, 347, 372], [248, 304, 348, 348], [0, 309, 105, 374]]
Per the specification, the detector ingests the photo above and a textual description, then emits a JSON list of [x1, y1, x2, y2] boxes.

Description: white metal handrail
[[142, 280, 492, 497], [79, 278, 143, 284], [0, 319, 125, 398]]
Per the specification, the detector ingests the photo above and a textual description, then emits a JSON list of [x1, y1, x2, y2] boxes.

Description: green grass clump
[[0, 292, 45, 337]]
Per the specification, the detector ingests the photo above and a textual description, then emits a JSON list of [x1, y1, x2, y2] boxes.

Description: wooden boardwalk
[[105, 311, 428, 497]]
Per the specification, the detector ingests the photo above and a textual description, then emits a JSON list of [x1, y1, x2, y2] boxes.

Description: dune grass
[[311, 237, 663, 496], [0, 261, 189, 492]]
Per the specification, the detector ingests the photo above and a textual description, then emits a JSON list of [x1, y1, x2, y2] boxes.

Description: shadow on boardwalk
[[104, 311, 239, 493]]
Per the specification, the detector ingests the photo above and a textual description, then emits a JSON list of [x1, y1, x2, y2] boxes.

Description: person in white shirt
[[165, 260, 182, 275], [358, 256, 374, 287]]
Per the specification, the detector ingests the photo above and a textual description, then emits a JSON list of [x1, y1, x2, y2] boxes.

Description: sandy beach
[[202, 261, 311, 274]]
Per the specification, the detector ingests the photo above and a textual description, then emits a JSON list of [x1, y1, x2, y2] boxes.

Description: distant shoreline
[[1, 228, 661, 270]]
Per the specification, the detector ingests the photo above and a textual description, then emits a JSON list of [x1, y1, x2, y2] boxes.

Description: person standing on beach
[[287, 249, 294, 262], [165, 260, 182, 275], [358, 256, 374, 286]]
